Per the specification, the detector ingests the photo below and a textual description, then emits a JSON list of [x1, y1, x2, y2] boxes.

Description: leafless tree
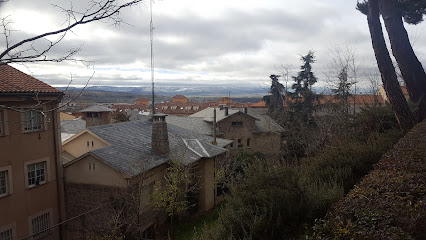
[[0, 0, 143, 65]]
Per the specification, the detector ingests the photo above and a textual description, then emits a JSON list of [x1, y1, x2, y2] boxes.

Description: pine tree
[[268, 74, 285, 111], [291, 51, 317, 98], [357, 0, 426, 121], [333, 66, 352, 114], [289, 51, 318, 123]]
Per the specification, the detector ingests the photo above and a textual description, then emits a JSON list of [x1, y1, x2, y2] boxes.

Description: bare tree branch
[[0, 0, 143, 65]]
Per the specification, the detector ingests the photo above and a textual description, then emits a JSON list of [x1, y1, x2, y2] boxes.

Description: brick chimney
[[151, 113, 169, 155]]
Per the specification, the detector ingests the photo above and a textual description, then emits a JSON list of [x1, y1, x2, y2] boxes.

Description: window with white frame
[[31, 212, 50, 238], [0, 228, 13, 240], [0, 170, 9, 197], [23, 110, 44, 132], [27, 162, 46, 188]]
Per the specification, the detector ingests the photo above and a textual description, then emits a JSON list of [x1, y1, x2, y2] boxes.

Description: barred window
[[27, 162, 46, 188], [31, 212, 50, 238], [0, 228, 13, 240], [23, 110, 43, 132]]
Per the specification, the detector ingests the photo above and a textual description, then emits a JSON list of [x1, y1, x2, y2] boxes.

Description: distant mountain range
[[57, 85, 269, 97]]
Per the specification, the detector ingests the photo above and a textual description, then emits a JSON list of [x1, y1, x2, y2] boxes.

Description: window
[[27, 162, 46, 188], [31, 211, 51, 238], [0, 111, 4, 136], [23, 110, 43, 132], [231, 121, 243, 126], [247, 138, 251, 148], [86, 112, 92, 117], [237, 139, 243, 149], [0, 166, 12, 198], [0, 228, 13, 240], [229, 141, 234, 149], [0, 170, 8, 197]]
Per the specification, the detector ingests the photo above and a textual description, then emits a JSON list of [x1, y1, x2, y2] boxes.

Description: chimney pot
[[244, 107, 247, 114], [225, 107, 229, 116]]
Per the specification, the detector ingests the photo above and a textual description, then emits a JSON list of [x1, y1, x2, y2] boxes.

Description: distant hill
[[57, 85, 268, 97]]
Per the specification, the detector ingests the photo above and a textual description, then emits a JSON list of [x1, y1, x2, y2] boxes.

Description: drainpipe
[[51, 106, 64, 240]]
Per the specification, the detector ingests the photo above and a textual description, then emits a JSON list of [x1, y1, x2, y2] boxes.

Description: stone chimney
[[225, 107, 229, 116], [151, 113, 169, 155]]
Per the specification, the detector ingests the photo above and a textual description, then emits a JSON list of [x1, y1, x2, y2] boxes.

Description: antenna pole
[[150, 0, 155, 115]]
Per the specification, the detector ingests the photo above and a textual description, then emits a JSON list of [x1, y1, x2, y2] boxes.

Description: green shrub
[[198, 106, 402, 240]]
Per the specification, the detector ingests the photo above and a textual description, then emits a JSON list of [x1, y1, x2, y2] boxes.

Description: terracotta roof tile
[[0, 64, 62, 94]]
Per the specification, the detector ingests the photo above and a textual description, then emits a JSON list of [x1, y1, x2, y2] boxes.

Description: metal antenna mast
[[150, 0, 155, 115]]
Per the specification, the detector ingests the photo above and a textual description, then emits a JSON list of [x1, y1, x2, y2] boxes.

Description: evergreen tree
[[358, 0, 415, 132], [333, 66, 352, 114], [268, 74, 285, 111], [289, 51, 318, 122], [357, 0, 426, 121], [291, 51, 317, 98]]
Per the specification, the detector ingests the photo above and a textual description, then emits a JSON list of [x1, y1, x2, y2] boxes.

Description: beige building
[[62, 115, 231, 238], [0, 65, 64, 240], [166, 107, 284, 156]]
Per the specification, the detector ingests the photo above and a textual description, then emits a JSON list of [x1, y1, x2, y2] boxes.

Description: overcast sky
[[1, 0, 425, 92]]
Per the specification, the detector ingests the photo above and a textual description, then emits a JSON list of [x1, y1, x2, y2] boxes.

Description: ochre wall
[[0, 98, 62, 240], [62, 131, 108, 158], [64, 155, 127, 187]]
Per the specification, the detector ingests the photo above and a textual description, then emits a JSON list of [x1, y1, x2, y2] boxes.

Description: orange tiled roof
[[173, 94, 187, 99], [317, 95, 384, 105], [250, 100, 266, 107], [0, 64, 62, 94]]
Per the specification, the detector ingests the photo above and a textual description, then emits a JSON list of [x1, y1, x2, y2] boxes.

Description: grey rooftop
[[79, 105, 114, 112], [65, 120, 231, 177]]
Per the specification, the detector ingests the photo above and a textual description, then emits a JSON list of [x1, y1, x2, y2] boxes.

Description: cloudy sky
[[1, 0, 425, 92]]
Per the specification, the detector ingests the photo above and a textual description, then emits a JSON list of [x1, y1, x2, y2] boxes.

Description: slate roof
[[189, 107, 258, 123], [0, 64, 62, 94], [61, 118, 86, 134], [66, 120, 231, 177], [167, 107, 284, 134], [80, 105, 114, 112]]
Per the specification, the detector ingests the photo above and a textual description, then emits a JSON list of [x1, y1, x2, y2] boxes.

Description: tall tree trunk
[[380, 0, 426, 120], [367, 0, 415, 132]]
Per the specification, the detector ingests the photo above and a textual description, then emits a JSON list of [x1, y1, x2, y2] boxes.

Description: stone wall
[[219, 113, 281, 156], [64, 183, 126, 240]]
